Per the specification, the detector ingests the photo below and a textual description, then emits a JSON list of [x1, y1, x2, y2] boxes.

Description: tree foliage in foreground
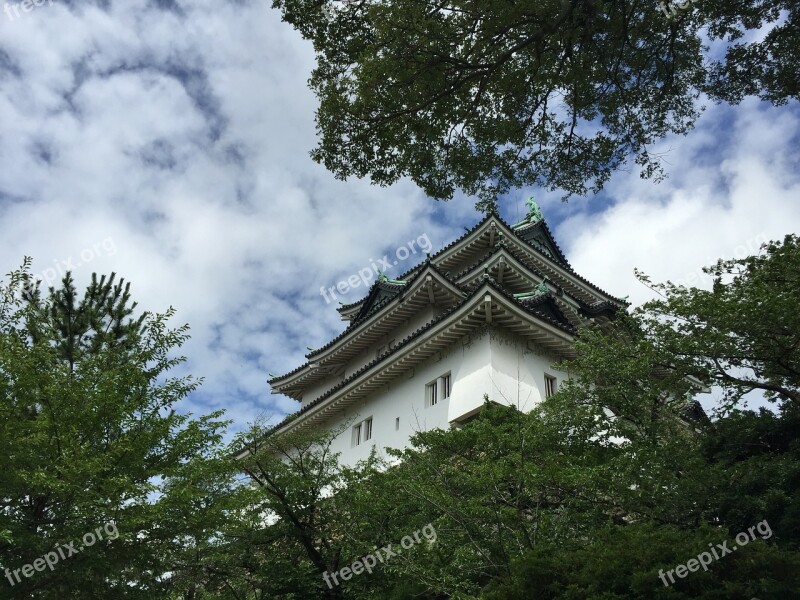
[[0, 262, 234, 599], [4, 232, 800, 598], [220, 234, 800, 598], [271, 0, 798, 207]]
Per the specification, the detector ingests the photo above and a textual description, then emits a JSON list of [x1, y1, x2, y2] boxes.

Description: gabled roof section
[[269, 263, 466, 396], [336, 212, 495, 319], [270, 278, 578, 435], [351, 276, 408, 324], [513, 220, 571, 269], [578, 300, 625, 320], [306, 262, 464, 361], [337, 210, 623, 325], [452, 244, 548, 288], [517, 293, 575, 331]]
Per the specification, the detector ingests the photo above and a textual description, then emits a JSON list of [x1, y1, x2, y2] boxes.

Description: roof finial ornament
[[512, 197, 545, 229], [534, 275, 550, 296], [525, 197, 544, 224], [511, 276, 551, 301], [377, 271, 408, 286]]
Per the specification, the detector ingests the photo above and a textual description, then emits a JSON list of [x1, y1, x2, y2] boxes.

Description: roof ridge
[[270, 279, 578, 434], [336, 213, 494, 314], [270, 264, 466, 384]]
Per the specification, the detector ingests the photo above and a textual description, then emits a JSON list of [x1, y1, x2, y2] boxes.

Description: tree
[[228, 421, 364, 600], [0, 261, 231, 598], [635, 233, 800, 411], [483, 522, 800, 600], [332, 232, 800, 597], [271, 0, 797, 208], [173, 233, 800, 599], [701, 404, 800, 551]]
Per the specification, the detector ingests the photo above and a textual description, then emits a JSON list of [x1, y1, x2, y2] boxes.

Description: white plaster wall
[[301, 374, 342, 407], [342, 305, 436, 379], [312, 326, 567, 468], [445, 329, 493, 423], [488, 330, 565, 412], [321, 342, 459, 468]]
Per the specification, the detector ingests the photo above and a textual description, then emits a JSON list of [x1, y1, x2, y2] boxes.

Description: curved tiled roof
[[276, 212, 624, 388], [512, 219, 571, 269], [337, 213, 620, 317], [308, 262, 462, 358], [269, 278, 578, 434], [680, 399, 711, 425], [336, 213, 494, 315], [269, 263, 464, 385], [450, 242, 551, 287]]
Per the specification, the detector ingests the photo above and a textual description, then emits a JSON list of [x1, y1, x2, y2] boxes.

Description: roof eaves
[[272, 279, 578, 433], [303, 262, 467, 361]]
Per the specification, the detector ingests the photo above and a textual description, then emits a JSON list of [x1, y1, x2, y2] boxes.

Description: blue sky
[[1, 0, 798, 432]]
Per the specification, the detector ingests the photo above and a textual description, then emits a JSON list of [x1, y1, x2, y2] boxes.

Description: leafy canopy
[[272, 0, 798, 208], [0, 262, 232, 599]]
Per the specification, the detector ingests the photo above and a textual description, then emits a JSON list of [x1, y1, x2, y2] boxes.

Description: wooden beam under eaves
[[484, 294, 492, 324]]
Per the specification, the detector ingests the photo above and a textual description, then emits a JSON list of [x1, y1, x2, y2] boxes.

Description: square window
[[544, 374, 557, 399]]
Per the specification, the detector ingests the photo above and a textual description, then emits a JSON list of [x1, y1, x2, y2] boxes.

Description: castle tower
[[267, 205, 625, 466]]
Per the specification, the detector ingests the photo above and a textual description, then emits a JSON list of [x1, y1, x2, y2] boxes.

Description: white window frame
[[426, 373, 452, 407], [544, 374, 557, 399], [426, 381, 438, 407], [441, 372, 451, 399], [352, 416, 373, 446]]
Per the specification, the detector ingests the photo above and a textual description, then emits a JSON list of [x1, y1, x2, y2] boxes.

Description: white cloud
[[559, 100, 800, 307], [1, 0, 797, 432]]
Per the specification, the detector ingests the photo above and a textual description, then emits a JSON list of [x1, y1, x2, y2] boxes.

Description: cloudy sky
[[1, 0, 798, 431]]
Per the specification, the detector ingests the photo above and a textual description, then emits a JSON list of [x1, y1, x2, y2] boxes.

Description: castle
[[267, 204, 626, 466]]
